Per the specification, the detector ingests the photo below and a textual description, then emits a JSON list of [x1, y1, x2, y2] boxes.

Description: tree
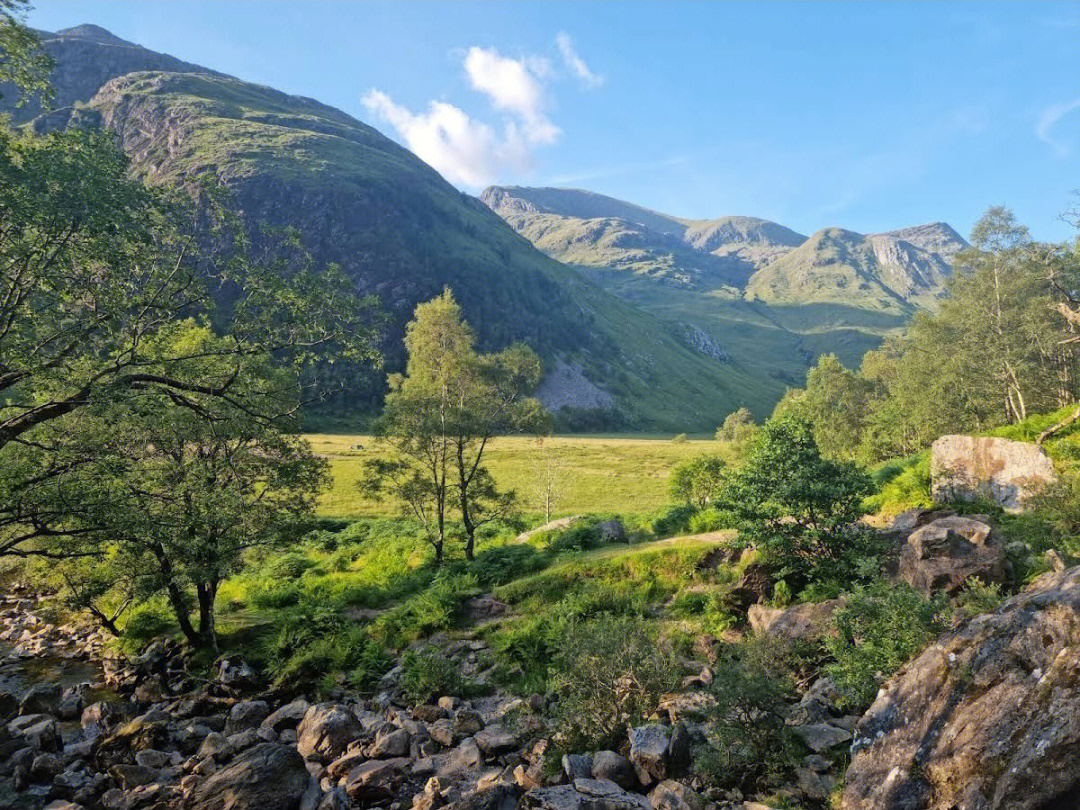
[[669, 453, 727, 509], [0, 1, 53, 107], [533, 438, 566, 522], [721, 415, 873, 587], [35, 324, 328, 650], [716, 407, 758, 446], [0, 123, 382, 559], [367, 290, 546, 562]]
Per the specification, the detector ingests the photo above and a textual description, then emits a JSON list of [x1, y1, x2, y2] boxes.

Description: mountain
[[482, 186, 968, 398], [481, 186, 806, 287], [1, 25, 782, 432], [744, 225, 960, 312]]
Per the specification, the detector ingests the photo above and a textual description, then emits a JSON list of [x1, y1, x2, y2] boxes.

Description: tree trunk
[[196, 580, 219, 652], [1038, 403, 1080, 445], [165, 581, 199, 647]]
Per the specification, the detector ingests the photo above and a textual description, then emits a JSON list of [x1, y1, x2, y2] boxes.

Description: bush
[[120, 600, 175, 653], [956, 577, 1005, 618], [721, 415, 874, 588], [689, 507, 736, 533], [264, 551, 317, 580], [550, 615, 680, 751], [716, 407, 759, 446], [401, 646, 464, 704], [824, 583, 948, 711], [669, 454, 727, 510], [264, 605, 390, 689], [695, 652, 800, 792]]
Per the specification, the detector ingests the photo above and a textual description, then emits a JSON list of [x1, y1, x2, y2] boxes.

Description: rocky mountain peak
[[50, 24, 133, 46]]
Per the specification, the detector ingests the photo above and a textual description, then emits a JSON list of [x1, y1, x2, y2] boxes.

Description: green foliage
[[401, 647, 466, 705], [721, 415, 875, 587], [550, 616, 680, 751], [0, 1, 53, 107], [863, 452, 933, 515], [366, 289, 546, 562], [824, 583, 948, 712], [695, 647, 801, 792], [716, 407, 759, 446], [956, 578, 1005, 618], [669, 454, 728, 509], [688, 507, 737, 533]]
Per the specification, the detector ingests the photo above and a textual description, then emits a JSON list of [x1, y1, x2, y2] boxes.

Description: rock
[[590, 751, 636, 790], [413, 704, 447, 723], [628, 725, 669, 787], [296, 704, 362, 763], [796, 767, 835, 802], [225, 700, 270, 735], [844, 565, 1080, 810], [215, 654, 256, 689], [596, 520, 626, 543], [327, 748, 367, 780], [475, 724, 517, 755], [343, 757, 409, 802], [454, 784, 519, 810], [44, 802, 86, 810], [666, 723, 691, 777], [438, 696, 460, 712], [187, 743, 310, 810], [29, 751, 62, 782], [725, 562, 774, 612], [96, 712, 169, 763], [747, 599, 843, 642], [57, 689, 85, 721], [228, 728, 259, 752], [262, 698, 310, 733], [648, 780, 703, 810], [371, 726, 411, 758], [790, 723, 851, 753], [523, 781, 650, 810], [463, 595, 510, 622], [453, 709, 483, 735], [110, 762, 159, 789], [899, 515, 1008, 595], [18, 682, 62, 716], [931, 434, 1057, 512], [198, 731, 233, 760], [430, 718, 455, 747], [17, 715, 61, 752], [443, 737, 482, 773], [562, 753, 593, 782], [515, 516, 583, 544], [0, 690, 17, 719]]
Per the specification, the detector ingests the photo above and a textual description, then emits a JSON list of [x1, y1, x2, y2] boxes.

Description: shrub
[[550, 615, 680, 751], [264, 605, 390, 689], [824, 583, 948, 711], [647, 503, 698, 538], [956, 577, 1005, 618], [721, 415, 874, 588], [688, 507, 736, 534], [264, 551, 317, 580], [695, 652, 800, 792], [669, 454, 727, 510], [716, 407, 759, 446], [120, 600, 175, 653], [401, 646, 464, 704]]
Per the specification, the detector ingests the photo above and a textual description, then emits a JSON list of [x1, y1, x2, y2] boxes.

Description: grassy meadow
[[308, 433, 738, 518]]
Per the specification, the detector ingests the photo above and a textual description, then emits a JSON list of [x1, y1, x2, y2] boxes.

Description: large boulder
[[931, 434, 1056, 512], [296, 703, 361, 762], [843, 565, 1080, 810], [747, 599, 843, 642], [187, 743, 309, 810], [899, 515, 1008, 595]]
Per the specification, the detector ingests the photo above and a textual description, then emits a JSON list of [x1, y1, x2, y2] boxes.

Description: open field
[[307, 434, 737, 518]]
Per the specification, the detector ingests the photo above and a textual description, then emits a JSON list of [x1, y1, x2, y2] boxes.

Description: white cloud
[[1037, 99, 1080, 157], [362, 90, 530, 187], [556, 32, 604, 88], [364, 34, 602, 188], [463, 46, 560, 144]]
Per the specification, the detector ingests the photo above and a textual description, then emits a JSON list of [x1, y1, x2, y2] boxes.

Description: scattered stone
[[262, 698, 310, 733], [790, 723, 851, 753], [18, 682, 62, 716], [648, 780, 703, 810], [628, 725, 670, 787], [372, 726, 411, 758], [343, 757, 409, 802], [562, 753, 593, 782], [591, 751, 636, 790], [475, 724, 517, 755], [747, 600, 843, 642], [226, 700, 270, 735], [296, 704, 362, 763]]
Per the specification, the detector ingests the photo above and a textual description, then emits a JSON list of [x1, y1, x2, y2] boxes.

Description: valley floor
[[308, 434, 737, 518]]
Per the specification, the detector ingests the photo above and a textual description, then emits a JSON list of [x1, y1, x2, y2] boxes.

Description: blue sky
[[26, 1, 1080, 241]]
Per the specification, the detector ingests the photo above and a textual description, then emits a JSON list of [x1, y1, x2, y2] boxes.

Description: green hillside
[[10, 27, 784, 431]]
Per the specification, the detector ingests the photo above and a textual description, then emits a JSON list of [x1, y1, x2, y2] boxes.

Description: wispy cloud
[[556, 32, 604, 89], [1037, 99, 1080, 158], [364, 34, 602, 188]]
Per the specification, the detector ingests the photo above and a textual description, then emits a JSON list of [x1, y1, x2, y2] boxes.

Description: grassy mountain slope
[[10, 26, 774, 431]]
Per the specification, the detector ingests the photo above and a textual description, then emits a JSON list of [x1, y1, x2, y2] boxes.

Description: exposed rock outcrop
[[931, 435, 1057, 512], [843, 565, 1080, 810], [898, 515, 1009, 595]]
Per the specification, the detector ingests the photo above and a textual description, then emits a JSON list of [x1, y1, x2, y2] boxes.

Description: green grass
[[307, 433, 740, 518]]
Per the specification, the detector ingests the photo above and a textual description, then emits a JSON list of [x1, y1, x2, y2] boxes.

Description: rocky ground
[[4, 503, 1080, 810]]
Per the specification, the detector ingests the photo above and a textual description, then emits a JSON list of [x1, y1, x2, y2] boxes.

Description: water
[[0, 641, 110, 701]]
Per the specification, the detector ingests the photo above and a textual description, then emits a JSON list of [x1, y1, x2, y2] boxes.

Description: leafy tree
[[669, 453, 727, 509], [721, 415, 873, 587], [367, 290, 546, 562], [0, 123, 381, 559], [34, 324, 329, 650], [715, 406, 758, 446], [0, 1, 53, 107]]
